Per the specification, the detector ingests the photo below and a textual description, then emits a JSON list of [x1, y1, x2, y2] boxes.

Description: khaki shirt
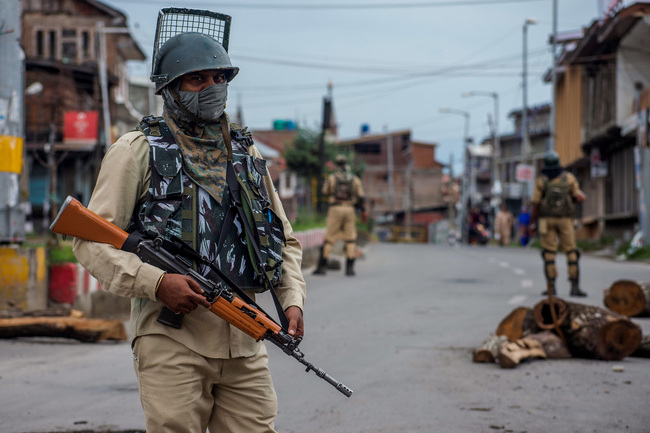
[[73, 130, 306, 359], [322, 173, 365, 206], [531, 171, 581, 206]]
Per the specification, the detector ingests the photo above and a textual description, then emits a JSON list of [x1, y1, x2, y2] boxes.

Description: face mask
[[178, 82, 228, 122]]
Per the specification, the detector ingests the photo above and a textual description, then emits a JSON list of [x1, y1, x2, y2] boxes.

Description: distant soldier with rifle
[[70, 9, 316, 433], [529, 150, 587, 297], [313, 154, 366, 276]]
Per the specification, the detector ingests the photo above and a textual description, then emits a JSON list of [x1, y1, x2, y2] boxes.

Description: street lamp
[[462, 90, 500, 198], [440, 107, 471, 244]]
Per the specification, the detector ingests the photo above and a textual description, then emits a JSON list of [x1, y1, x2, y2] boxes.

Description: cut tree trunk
[[631, 335, 650, 359], [0, 306, 83, 319], [495, 306, 531, 341], [532, 297, 569, 331], [0, 317, 127, 343], [526, 331, 571, 359], [473, 334, 508, 363], [497, 338, 546, 369], [532, 298, 642, 360], [603, 280, 650, 317]]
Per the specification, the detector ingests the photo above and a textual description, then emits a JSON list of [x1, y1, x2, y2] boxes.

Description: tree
[[285, 128, 330, 179]]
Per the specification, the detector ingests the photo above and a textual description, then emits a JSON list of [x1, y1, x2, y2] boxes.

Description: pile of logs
[[603, 280, 650, 317], [0, 306, 127, 343], [474, 293, 648, 369]]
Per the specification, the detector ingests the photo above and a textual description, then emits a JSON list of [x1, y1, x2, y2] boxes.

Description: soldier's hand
[[285, 306, 304, 339], [156, 273, 212, 314], [528, 224, 537, 238]]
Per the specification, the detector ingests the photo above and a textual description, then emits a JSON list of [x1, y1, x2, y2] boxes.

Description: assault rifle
[[50, 196, 353, 398]]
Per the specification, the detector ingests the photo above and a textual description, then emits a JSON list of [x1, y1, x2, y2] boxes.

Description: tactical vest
[[334, 172, 354, 202], [135, 116, 285, 292], [539, 172, 575, 218]]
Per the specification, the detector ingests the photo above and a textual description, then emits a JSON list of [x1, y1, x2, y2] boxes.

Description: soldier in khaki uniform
[[73, 12, 305, 433], [530, 151, 587, 297], [313, 155, 366, 276]]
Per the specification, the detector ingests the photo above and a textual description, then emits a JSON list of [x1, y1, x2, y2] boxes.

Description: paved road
[[2, 243, 649, 432]]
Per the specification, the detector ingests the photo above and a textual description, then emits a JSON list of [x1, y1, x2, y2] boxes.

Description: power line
[[107, 0, 545, 10]]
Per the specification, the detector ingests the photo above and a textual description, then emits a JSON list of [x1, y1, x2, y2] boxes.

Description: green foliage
[[290, 207, 326, 232], [49, 242, 77, 264], [285, 129, 328, 179], [576, 236, 614, 252]]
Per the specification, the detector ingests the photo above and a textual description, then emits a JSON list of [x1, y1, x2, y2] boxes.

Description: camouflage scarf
[[163, 108, 228, 204]]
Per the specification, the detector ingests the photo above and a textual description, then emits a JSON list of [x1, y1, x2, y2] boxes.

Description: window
[[36, 30, 44, 56], [48, 30, 56, 59], [33, 27, 94, 63], [82, 31, 91, 59], [355, 142, 381, 154]]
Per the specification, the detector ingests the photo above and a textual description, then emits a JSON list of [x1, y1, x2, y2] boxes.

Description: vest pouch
[[150, 145, 183, 199]]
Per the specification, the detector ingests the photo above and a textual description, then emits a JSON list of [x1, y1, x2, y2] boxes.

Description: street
[[2, 243, 650, 433]]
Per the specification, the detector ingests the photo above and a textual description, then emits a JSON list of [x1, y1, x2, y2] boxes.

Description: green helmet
[[335, 154, 347, 166], [543, 150, 561, 170], [151, 32, 239, 94]]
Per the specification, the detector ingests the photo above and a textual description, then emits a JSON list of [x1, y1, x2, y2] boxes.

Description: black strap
[[225, 162, 290, 331], [218, 117, 290, 331]]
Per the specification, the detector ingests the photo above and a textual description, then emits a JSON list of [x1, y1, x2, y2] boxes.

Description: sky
[[102, 0, 611, 173]]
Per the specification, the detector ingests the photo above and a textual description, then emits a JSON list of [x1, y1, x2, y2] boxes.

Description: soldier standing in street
[[313, 155, 366, 276], [73, 9, 305, 432], [529, 151, 587, 297]]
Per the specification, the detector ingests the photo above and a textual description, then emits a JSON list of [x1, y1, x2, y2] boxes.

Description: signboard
[[590, 148, 608, 178], [63, 111, 99, 149], [515, 163, 536, 182]]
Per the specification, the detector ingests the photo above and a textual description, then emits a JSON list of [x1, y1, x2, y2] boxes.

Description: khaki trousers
[[539, 217, 576, 252], [323, 204, 357, 259], [132, 334, 277, 433]]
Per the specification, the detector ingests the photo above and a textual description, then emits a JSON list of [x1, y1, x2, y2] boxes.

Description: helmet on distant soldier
[[542, 150, 561, 171], [151, 32, 239, 95], [335, 154, 348, 166]]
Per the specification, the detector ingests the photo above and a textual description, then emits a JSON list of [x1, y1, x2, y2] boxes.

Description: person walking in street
[[529, 150, 587, 297], [518, 205, 531, 246], [72, 10, 306, 432], [494, 203, 514, 246], [313, 154, 366, 276]]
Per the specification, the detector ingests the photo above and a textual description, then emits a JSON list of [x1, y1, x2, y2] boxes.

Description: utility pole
[[549, 0, 557, 152], [521, 18, 537, 203], [635, 83, 650, 246], [96, 23, 131, 151], [316, 83, 332, 214], [440, 107, 470, 244], [0, 0, 26, 243], [385, 125, 395, 215]]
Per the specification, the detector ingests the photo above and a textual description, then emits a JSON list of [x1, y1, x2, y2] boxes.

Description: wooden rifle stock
[[50, 195, 354, 397], [49, 196, 129, 250]]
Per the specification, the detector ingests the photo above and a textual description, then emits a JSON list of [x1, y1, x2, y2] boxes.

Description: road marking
[[513, 268, 526, 275], [498, 261, 510, 268], [521, 279, 534, 288], [507, 295, 527, 305]]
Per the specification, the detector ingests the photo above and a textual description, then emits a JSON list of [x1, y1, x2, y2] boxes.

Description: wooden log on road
[[495, 306, 531, 341], [603, 280, 650, 317], [532, 298, 642, 360], [630, 335, 650, 359], [497, 337, 546, 369], [0, 316, 127, 342], [473, 334, 508, 363], [526, 331, 571, 359], [0, 306, 83, 319]]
